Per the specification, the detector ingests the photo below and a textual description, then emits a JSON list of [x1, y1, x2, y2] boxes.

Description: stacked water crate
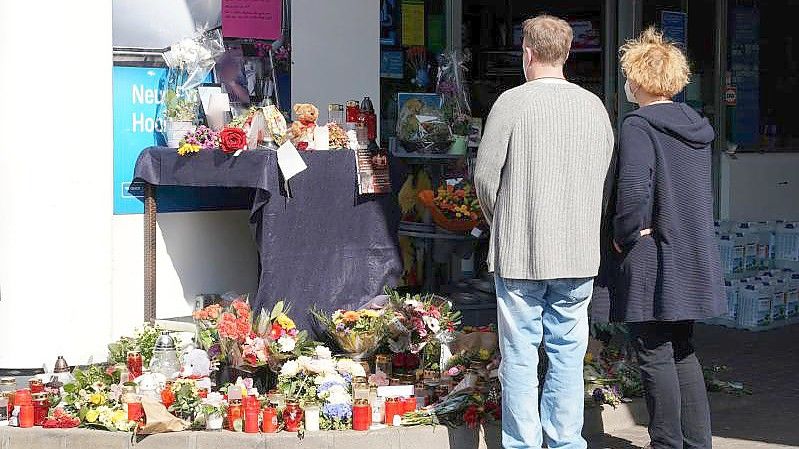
[[715, 221, 799, 331]]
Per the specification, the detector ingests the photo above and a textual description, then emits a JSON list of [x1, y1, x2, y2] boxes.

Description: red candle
[[32, 393, 49, 426], [18, 404, 34, 428], [262, 407, 278, 433], [384, 397, 401, 426], [127, 401, 144, 426], [352, 399, 371, 431], [403, 396, 416, 414], [227, 400, 243, 431], [126, 351, 143, 380], [282, 401, 304, 432], [244, 399, 260, 434], [28, 379, 44, 395]]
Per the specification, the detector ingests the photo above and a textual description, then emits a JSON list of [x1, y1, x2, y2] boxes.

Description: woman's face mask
[[624, 80, 638, 104]]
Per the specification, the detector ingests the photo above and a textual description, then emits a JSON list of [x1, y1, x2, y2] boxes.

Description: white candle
[[305, 404, 320, 431]]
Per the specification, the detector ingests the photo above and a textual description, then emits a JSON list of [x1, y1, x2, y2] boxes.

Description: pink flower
[[427, 306, 442, 320], [447, 366, 461, 377]]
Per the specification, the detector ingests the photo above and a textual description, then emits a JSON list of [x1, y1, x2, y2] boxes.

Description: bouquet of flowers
[[418, 179, 483, 233], [60, 365, 137, 432], [384, 288, 461, 366], [311, 307, 386, 359], [277, 346, 366, 430], [437, 50, 472, 136], [177, 125, 219, 156], [166, 378, 203, 427], [194, 298, 314, 373], [583, 347, 643, 408]]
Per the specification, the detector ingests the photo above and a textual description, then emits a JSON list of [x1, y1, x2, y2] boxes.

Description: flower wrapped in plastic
[[396, 98, 453, 153], [436, 50, 472, 135], [311, 307, 387, 360], [159, 29, 225, 146]]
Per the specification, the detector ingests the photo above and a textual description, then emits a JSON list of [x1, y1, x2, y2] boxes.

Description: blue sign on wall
[[380, 50, 404, 79], [661, 11, 688, 103], [112, 65, 250, 214]]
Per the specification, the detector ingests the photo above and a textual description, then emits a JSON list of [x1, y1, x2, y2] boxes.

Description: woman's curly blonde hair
[[620, 27, 690, 98]]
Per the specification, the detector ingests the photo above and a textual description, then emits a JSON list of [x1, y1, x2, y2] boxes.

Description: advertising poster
[[401, 1, 425, 47], [112, 65, 250, 215], [381, 50, 404, 79]]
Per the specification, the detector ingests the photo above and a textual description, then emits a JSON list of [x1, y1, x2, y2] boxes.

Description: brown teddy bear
[[289, 103, 319, 150]]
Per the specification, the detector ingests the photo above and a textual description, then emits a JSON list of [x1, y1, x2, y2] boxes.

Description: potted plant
[[449, 113, 471, 155], [163, 90, 198, 148], [201, 392, 227, 431]]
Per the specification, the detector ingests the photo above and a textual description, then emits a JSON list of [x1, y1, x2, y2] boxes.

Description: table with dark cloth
[[133, 146, 402, 328]]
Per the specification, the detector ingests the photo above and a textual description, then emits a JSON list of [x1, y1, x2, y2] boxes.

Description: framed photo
[[396, 92, 442, 116]]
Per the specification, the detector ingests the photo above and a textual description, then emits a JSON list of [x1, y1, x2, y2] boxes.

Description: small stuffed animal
[[289, 103, 320, 150], [135, 372, 166, 400], [180, 348, 212, 391]]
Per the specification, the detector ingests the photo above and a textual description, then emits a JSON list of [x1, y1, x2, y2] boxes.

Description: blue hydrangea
[[318, 381, 339, 394], [342, 372, 353, 385], [322, 403, 352, 421]]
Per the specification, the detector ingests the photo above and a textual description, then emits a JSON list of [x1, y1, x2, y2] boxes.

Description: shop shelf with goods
[[390, 139, 492, 303]]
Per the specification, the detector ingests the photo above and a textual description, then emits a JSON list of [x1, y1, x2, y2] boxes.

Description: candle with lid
[[262, 406, 278, 433], [31, 393, 48, 426], [384, 397, 401, 426], [352, 399, 371, 431], [304, 402, 320, 432]]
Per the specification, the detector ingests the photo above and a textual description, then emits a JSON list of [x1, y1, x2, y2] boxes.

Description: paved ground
[[588, 323, 799, 449]]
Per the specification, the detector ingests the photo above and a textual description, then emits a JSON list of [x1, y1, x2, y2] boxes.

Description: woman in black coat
[[612, 28, 726, 449]]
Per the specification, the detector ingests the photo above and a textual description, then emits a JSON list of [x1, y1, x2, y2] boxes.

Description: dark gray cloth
[[133, 147, 402, 328], [604, 104, 726, 323]]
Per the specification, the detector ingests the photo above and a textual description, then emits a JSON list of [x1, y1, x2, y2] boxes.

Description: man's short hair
[[522, 15, 573, 66]]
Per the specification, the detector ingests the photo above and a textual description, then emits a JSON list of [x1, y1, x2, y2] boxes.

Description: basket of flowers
[[418, 180, 483, 233]]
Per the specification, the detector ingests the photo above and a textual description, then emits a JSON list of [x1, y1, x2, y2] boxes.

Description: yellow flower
[[177, 143, 201, 156], [89, 393, 105, 406], [478, 349, 492, 361], [584, 352, 594, 364], [276, 314, 296, 330], [112, 410, 128, 424], [85, 409, 100, 423], [362, 310, 380, 319]]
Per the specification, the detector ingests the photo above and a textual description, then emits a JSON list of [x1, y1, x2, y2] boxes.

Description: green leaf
[[270, 301, 285, 321]]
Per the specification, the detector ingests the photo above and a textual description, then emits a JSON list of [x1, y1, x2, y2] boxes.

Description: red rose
[[219, 127, 247, 153], [296, 141, 309, 151]]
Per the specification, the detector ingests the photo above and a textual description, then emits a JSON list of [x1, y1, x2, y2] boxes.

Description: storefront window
[[727, 0, 799, 152]]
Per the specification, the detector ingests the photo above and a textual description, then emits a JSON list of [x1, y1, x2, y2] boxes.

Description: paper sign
[[276, 141, 307, 181], [355, 149, 391, 195], [377, 385, 414, 398], [314, 125, 330, 151], [401, 2, 425, 46], [222, 0, 282, 41], [470, 228, 483, 238]]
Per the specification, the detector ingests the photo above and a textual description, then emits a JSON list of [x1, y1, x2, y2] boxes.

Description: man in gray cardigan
[[474, 15, 614, 449]]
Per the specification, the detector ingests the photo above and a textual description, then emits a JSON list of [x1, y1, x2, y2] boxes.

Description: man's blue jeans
[[495, 275, 593, 449]]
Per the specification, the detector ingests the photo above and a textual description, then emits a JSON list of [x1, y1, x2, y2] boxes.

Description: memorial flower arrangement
[[177, 126, 220, 156], [583, 346, 643, 408], [311, 306, 387, 358], [277, 346, 366, 430], [59, 365, 136, 432], [166, 378, 203, 426], [433, 181, 481, 221], [194, 299, 314, 372], [385, 288, 461, 358]]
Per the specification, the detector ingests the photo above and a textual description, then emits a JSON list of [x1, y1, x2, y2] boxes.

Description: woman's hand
[[613, 228, 653, 254]]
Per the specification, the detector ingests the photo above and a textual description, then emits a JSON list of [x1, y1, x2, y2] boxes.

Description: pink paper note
[[222, 0, 282, 41]]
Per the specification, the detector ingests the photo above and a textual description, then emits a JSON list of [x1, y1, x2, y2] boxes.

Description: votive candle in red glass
[[403, 396, 416, 414], [28, 379, 44, 395], [282, 401, 304, 432], [262, 407, 278, 433], [384, 397, 401, 426], [352, 399, 371, 431], [227, 400, 243, 431], [244, 399, 260, 434], [127, 401, 144, 426], [31, 393, 49, 426]]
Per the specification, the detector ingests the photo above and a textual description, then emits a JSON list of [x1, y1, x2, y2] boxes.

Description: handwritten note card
[[222, 0, 282, 41]]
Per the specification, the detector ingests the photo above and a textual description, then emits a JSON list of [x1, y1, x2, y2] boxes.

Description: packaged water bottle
[[755, 222, 772, 269], [771, 279, 787, 322], [757, 282, 773, 327], [738, 284, 757, 327], [732, 233, 746, 274], [737, 223, 759, 271], [787, 274, 799, 318], [718, 235, 735, 274], [724, 279, 739, 321], [776, 223, 799, 262]]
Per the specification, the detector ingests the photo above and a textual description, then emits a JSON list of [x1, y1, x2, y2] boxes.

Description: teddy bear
[[135, 372, 167, 401], [289, 103, 320, 150], [179, 348, 213, 391]]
